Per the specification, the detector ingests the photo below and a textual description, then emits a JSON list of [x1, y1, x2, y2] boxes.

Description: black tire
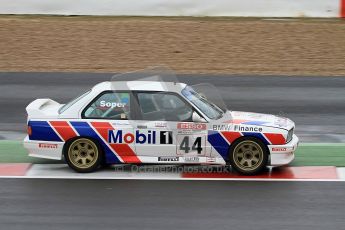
[[64, 137, 103, 173], [229, 137, 269, 175]]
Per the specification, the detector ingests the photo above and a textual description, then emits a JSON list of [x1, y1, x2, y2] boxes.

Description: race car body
[[24, 80, 298, 174]]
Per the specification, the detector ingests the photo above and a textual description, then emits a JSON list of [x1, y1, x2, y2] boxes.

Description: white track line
[[0, 175, 344, 182], [0, 164, 342, 181], [336, 167, 345, 180]]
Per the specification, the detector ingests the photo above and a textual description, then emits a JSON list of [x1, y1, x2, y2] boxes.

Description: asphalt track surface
[[1, 73, 345, 230], [0, 72, 345, 142], [0, 179, 344, 230]]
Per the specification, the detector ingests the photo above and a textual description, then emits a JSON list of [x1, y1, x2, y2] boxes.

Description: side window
[[83, 92, 130, 120], [137, 92, 193, 122]]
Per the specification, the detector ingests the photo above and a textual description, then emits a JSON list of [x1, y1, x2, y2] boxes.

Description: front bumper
[[268, 134, 299, 166]]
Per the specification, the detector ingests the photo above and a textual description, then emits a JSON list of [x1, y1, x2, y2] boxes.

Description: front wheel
[[64, 137, 102, 173], [229, 137, 268, 175]]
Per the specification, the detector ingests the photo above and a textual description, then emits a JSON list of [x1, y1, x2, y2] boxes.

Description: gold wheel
[[68, 138, 99, 169], [233, 140, 264, 172]]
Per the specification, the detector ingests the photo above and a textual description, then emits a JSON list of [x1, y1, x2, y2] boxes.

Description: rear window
[[59, 90, 91, 114]]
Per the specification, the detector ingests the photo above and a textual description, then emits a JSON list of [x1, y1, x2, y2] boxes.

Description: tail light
[[27, 125, 32, 136]]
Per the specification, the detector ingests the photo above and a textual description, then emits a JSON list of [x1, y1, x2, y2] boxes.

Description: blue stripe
[[242, 121, 268, 126], [208, 130, 230, 160], [29, 121, 62, 142], [70, 121, 121, 164], [242, 132, 270, 145]]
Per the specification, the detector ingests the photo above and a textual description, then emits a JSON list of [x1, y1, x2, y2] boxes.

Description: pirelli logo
[[38, 143, 58, 149]]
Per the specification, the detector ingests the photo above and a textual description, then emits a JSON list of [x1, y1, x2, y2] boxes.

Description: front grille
[[286, 128, 294, 143]]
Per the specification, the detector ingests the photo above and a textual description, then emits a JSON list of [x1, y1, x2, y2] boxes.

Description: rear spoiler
[[26, 99, 61, 118]]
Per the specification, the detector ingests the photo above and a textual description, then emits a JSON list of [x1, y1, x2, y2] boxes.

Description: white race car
[[24, 80, 298, 175]]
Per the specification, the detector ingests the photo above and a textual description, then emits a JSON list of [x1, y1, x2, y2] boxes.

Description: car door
[[175, 121, 209, 163], [133, 91, 210, 163], [82, 91, 138, 163]]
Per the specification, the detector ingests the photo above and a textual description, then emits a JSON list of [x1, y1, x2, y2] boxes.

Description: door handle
[[137, 125, 147, 129]]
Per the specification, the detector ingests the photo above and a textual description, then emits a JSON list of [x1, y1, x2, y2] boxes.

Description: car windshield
[[58, 90, 91, 114], [182, 86, 224, 120]]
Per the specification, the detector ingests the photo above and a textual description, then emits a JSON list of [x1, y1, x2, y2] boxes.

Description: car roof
[[92, 81, 187, 93]]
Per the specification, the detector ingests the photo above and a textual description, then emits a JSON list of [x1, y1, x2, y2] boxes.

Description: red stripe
[[50, 121, 77, 141], [221, 131, 242, 143], [110, 143, 141, 160], [263, 133, 286, 145], [90, 121, 111, 140], [0, 163, 31, 176], [91, 122, 141, 163], [341, 0, 345, 18]]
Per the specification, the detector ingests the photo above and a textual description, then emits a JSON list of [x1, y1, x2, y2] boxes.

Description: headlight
[[286, 128, 294, 143]]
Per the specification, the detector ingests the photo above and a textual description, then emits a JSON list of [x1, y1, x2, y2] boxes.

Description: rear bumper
[[268, 134, 299, 166], [23, 135, 63, 160]]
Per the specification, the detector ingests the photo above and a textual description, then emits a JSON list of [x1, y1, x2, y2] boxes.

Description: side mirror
[[192, 112, 206, 123]]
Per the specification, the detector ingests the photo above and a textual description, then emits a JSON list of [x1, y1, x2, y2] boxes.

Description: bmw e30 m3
[[24, 80, 299, 175]]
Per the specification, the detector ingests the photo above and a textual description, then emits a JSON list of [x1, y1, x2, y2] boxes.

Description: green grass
[[0, 140, 345, 166], [291, 144, 345, 167], [0, 140, 62, 164]]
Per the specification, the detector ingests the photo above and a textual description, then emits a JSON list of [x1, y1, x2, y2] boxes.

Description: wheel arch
[[227, 135, 270, 175], [227, 135, 270, 161]]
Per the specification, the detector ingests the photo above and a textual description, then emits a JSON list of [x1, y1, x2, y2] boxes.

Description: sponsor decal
[[158, 157, 179, 162], [177, 129, 207, 135], [108, 130, 173, 144], [155, 122, 167, 128], [184, 157, 200, 163], [177, 123, 206, 130], [234, 125, 262, 132], [38, 143, 58, 149], [213, 124, 232, 131], [206, 157, 216, 163], [100, 101, 126, 108], [272, 147, 287, 151]]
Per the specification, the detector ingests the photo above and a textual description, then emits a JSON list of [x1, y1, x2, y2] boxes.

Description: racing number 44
[[179, 136, 203, 154]]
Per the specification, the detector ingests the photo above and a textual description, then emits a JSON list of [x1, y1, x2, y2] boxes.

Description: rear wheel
[[64, 138, 102, 173], [229, 137, 268, 175]]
